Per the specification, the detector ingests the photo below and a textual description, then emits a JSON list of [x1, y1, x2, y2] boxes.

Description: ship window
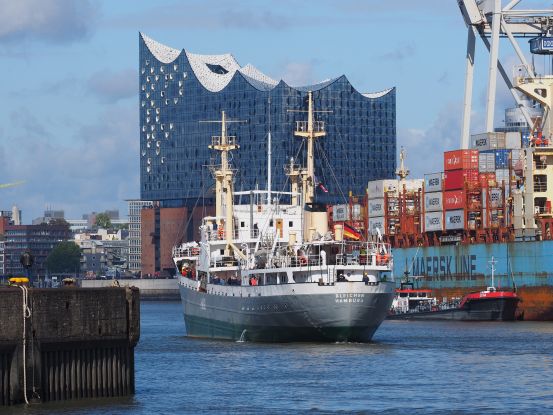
[[288, 221, 293, 227], [240, 221, 245, 228], [206, 63, 228, 74], [269, 220, 273, 227], [220, 249, 224, 255]]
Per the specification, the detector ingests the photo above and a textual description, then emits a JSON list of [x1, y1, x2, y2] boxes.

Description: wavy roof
[[140, 33, 392, 97]]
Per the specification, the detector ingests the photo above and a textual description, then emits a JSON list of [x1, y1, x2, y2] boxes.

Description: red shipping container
[[444, 190, 466, 210], [444, 169, 479, 191], [479, 172, 496, 188], [444, 149, 479, 171]]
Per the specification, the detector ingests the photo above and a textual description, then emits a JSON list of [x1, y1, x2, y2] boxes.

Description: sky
[[0, 0, 550, 222]]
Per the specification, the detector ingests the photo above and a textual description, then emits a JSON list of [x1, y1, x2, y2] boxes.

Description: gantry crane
[[457, 0, 553, 147]]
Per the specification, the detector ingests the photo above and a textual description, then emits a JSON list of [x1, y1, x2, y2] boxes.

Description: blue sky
[[0, 0, 548, 221]]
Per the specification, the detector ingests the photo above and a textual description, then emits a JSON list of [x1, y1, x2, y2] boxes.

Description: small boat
[[388, 257, 520, 321]]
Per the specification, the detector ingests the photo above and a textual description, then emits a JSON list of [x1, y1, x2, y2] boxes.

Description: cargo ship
[[324, 3, 553, 321], [172, 93, 395, 342]]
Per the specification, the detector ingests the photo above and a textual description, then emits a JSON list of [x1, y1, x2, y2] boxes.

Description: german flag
[[343, 223, 362, 240]]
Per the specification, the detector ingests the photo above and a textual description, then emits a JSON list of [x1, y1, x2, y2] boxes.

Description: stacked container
[[423, 173, 444, 232], [367, 179, 396, 236], [443, 150, 478, 231]]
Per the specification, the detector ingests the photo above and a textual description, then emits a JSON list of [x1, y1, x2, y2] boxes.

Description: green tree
[[95, 213, 112, 229], [48, 218, 71, 232], [46, 241, 81, 274]]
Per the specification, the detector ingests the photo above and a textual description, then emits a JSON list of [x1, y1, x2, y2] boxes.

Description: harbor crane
[[457, 0, 553, 147]]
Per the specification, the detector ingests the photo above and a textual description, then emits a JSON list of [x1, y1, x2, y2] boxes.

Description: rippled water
[[11, 301, 553, 414]]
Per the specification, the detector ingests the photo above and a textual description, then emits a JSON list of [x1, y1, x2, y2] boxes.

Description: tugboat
[[172, 92, 395, 342], [388, 257, 520, 321]]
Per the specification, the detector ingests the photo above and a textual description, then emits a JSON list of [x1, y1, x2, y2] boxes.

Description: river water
[[10, 301, 553, 414]]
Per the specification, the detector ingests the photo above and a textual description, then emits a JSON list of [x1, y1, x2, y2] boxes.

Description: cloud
[[0, 104, 138, 221], [0, 0, 99, 44], [398, 101, 463, 178], [281, 61, 318, 87], [10, 107, 51, 139], [378, 43, 416, 62], [87, 69, 137, 103]]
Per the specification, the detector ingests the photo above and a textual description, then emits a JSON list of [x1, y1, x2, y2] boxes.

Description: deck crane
[[457, 0, 553, 147]]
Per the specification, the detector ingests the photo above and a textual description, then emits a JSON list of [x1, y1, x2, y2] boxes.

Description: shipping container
[[470, 132, 506, 150], [367, 179, 397, 200], [495, 169, 510, 185], [401, 179, 424, 193], [505, 131, 521, 149], [479, 172, 496, 188], [424, 211, 443, 232], [424, 172, 443, 192], [494, 149, 511, 169], [445, 209, 465, 230], [352, 204, 362, 221], [444, 190, 465, 210], [478, 151, 495, 172], [368, 217, 385, 235], [488, 188, 503, 208], [444, 149, 479, 171], [424, 192, 443, 212], [444, 169, 479, 191], [368, 198, 385, 217], [332, 204, 349, 222]]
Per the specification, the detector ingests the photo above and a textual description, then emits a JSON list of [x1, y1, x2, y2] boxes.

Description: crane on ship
[[457, 0, 553, 146]]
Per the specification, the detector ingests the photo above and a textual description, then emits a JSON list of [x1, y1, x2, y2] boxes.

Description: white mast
[[267, 96, 272, 206]]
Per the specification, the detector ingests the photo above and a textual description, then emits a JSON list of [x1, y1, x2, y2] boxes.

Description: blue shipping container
[[495, 149, 510, 169]]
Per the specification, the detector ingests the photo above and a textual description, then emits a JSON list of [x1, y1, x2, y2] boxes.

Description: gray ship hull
[[179, 282, 395, 342]]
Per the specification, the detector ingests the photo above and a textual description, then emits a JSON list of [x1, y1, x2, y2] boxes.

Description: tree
[[48, 218, 71, 232], [46, 241, 81, 274], [95, 213, 112, 229]]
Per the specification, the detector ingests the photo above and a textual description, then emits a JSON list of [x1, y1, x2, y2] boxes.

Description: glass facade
[[139, 34, 396, 207]]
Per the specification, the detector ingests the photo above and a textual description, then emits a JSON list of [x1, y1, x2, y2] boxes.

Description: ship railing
[[295, 120, 325, 133], [172, 246, 200, 258], [206, 229, 240, 241], [211, 256, 238, 268]]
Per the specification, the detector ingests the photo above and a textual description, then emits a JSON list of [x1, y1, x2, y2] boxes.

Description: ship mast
[[202, 111, 245, 254], [291, 91, 329, 204]]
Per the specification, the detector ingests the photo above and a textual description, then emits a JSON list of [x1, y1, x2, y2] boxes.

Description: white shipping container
[[495, 169, 510, 185], [424, 211, 443, 232], [424, 192, 443, 212], [368, 198, 385, 217], [368, 217, 385, 235], [367, 179, 398, 199], [478, 152, 495, 172], [505, 131, 521, 149], [445, 209, 465, 230], [333, 204, 349, 222], [403, 179, 424, 193], [424, 172, 443, 192], [352, 204, 362, 221]]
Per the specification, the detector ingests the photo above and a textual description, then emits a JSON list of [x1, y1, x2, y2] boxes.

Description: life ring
[[299, 256, 308, 266], [191, 247, 200, 255], [217, 227, 224, 239]]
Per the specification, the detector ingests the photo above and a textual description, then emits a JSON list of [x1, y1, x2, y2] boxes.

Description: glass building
[[139, 33, 396, 207]]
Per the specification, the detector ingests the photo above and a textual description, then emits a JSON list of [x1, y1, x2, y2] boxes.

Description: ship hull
[[179, 282, 395, 342], [392, 240, 553, 320], [388, 297, 519, 321]]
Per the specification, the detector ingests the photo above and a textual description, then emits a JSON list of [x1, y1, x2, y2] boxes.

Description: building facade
[[127, 199, 153, 274], [0, 217, 72, 277], [139, 33, 396, 209]]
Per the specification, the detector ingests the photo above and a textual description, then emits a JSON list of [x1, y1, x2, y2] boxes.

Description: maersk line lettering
[[409, 254, 476, 276]]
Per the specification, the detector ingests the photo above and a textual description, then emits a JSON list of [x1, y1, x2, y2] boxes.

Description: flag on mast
[[343, 223, 362, 240]]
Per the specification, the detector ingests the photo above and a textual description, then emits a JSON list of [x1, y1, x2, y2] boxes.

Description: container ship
[[323, 2, 553, 321]]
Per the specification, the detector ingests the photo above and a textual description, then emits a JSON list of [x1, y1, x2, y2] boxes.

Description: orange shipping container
[[444, 149, 479, 171], [444, 190, 466, 210]]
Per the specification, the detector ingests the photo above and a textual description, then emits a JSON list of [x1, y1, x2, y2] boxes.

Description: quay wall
[[0, 287, 140, 405], [81, 279, 179, 301]]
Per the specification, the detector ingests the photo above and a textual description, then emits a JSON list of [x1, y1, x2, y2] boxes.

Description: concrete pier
[[0, 287, 139, 405], [81, 278, 179, 301]]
